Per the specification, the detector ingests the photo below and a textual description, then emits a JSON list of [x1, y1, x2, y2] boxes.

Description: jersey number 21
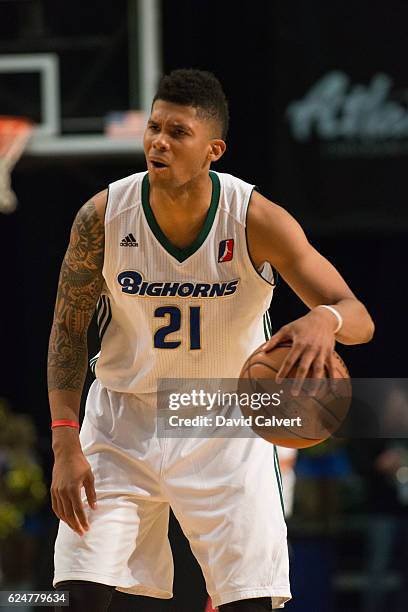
[[154, 306, 201, 350]]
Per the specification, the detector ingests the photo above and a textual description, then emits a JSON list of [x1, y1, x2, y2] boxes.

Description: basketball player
[[48, 70, 374, 611]]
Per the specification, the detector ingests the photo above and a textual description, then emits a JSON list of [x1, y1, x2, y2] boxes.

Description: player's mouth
[[149, 158, 169, 171]]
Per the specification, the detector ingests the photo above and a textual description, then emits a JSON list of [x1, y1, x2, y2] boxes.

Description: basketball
[[238, 343, 352, 449]]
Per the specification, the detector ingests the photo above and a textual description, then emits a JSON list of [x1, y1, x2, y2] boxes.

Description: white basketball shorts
[[54, 379, 291, 609]]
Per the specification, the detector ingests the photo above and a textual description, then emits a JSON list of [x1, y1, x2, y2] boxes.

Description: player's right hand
[[51, 451, 97, 536]]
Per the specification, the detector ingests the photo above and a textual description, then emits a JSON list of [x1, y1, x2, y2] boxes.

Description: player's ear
[[208, 139, 226, 162]]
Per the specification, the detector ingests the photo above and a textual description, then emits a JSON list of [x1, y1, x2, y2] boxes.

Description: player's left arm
[[247, 191, 375, 386]]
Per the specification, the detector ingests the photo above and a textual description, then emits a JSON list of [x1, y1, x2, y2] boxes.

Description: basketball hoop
[[0, 116, 33, 214]]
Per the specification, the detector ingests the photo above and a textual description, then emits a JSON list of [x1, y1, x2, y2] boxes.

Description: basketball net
[[0, 116, 33, 214]]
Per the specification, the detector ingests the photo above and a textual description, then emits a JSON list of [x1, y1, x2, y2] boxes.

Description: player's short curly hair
[[153, 69, 229, 140]]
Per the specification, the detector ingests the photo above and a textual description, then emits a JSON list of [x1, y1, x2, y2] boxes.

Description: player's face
[[144, 100, 225, 187]]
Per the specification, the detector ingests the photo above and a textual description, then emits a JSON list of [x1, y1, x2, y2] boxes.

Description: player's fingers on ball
[[292, 350, 315, 395], [309, 358, 326, 396], [312, 357, 326, 379], [263, 331, 283, 352], [276, 346, 302, 383], [329, 352, 338, 376], [327, 353, 338, 391]]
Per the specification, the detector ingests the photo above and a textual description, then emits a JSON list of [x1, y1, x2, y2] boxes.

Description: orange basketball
[[238, 343, 351, 449]]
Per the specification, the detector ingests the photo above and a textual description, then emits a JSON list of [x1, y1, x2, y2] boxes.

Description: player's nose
[[152, 133, 170, 151]]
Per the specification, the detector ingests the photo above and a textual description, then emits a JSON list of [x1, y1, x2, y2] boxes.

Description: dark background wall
[[0, 1, 406, 609]]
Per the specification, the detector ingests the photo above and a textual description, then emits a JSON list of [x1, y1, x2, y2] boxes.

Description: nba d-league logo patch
[[218, 239, 234, 262]]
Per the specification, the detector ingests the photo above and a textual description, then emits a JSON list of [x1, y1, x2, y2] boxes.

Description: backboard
[[0, 0, 161, 157]]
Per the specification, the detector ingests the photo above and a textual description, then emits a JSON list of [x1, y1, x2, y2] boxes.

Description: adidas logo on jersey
[[120, 233, 138, 247]]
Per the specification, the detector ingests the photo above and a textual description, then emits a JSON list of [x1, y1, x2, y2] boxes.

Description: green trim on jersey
[[89, 295, 111, 377], [89, 353, 99, 375], [262, 310, 272, 341], [263, 311, 285, 516], [141, 171, 221, 263], [264, 310, 272, 338], [263, 315, 268, 341], [96, 295, 112, 342], [273, 445, 285, 515]]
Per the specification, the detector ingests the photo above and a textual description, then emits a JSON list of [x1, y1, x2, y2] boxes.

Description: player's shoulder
[[246, 189, 309, 258], [105, 171, 147, 222], [215, 171, 295, 225], [248, 189, 296, 231], [91, 189, 109, 222], [215, 171, 294, 231], [213, 171, 256, 224], [72, 189, 107, 231], [246, 191, 308, 268], [72, 171, 147, 233]]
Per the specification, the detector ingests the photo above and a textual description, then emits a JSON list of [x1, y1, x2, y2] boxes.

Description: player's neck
[[150, 172, 212, 216]]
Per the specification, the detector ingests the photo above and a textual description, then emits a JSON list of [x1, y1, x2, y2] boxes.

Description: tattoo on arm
[[48, 200, 105, 392]]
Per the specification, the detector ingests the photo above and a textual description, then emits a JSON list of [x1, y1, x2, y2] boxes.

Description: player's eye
[[149, 124, 160, 132]]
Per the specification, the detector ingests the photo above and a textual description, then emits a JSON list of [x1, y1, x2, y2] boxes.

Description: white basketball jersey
[[94, 170, 275, 394]]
